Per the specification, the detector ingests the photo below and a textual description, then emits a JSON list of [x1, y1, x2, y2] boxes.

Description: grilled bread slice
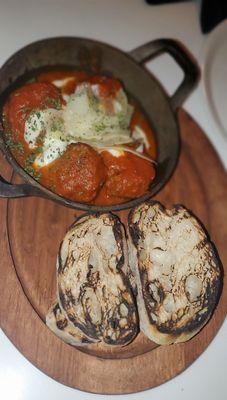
[[46, 302, 97, 346], [128, 202, 221, 345], [57, 213, 138, 346]]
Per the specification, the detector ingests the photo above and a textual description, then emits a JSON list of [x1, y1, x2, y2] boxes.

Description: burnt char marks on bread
[[46, 302, 97, 346], [57, 213, 138, 346], [47, 203, 221, 347], [128, 201, 221, 345]]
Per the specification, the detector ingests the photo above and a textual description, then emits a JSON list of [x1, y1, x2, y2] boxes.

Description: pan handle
[[129, 39, 200, 111], [0, 134, 42, 198], [0, 174, 40, 198]]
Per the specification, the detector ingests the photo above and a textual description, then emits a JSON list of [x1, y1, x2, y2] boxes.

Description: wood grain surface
[[0, 109, 226, 394]]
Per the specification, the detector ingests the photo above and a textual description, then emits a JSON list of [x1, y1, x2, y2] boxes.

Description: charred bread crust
[[58, 212, 125, 273], [128, 201, 222, 345], [46, 302, 96, 346], [57, 212, 138, 346]]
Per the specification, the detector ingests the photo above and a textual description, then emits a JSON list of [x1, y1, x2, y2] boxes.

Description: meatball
[[43, 143, 106, 202], [100, 151, 155, 199], [3, 82, 63, 143]]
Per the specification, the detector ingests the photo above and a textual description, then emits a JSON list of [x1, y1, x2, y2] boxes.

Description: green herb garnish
[[51, 118, 64, 132], [5, 134, 24, 154], [24, 151, 42, 181], [94, 121, 106, 132], [41, 96, 62, 110]]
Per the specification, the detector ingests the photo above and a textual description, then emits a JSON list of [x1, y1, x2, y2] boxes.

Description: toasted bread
[[57, 213, 138, 346], [46, 302, 97, 346], [128, 202, 221, 345]]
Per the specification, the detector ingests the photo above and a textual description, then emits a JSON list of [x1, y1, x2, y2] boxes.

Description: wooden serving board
[[0, 109, 226, 394]]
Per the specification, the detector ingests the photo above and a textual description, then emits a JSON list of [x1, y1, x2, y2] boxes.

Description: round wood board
[[0, 109, 226, 394]]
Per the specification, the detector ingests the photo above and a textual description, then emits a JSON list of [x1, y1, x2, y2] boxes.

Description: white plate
[[202, 20, 227, 138]]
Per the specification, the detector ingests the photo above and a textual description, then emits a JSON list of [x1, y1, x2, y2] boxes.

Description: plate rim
[[201, 20, 227, 139]]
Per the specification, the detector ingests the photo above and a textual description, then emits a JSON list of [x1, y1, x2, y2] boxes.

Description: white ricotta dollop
[[25, 108, 68, 167], [52, 77, 75, 88], [34, 131, 68, 168], [24, 111, 46, 148]]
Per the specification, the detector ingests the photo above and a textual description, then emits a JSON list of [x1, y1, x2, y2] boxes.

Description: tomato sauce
[[87, 75, 122, 97], [37, 71, 89, 95], [2, 70, 157, 205]]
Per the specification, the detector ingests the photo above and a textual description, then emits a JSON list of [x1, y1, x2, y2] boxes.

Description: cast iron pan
[[0, 37, 199, 211]]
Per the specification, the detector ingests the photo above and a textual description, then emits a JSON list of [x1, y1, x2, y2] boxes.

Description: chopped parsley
[[19, 105, 33, 120], [23, 134, 45, 182], [41, 96, 62, 110], [118, 114, 128, 129], [94, 121, 106, 132], [5, 134, 24, 154], [24, 165, 41, 181], [51, 118, 64, 132], [89, 94, 99, 109], [24, 151, 42, 181], [20, 105, 32, 113]]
